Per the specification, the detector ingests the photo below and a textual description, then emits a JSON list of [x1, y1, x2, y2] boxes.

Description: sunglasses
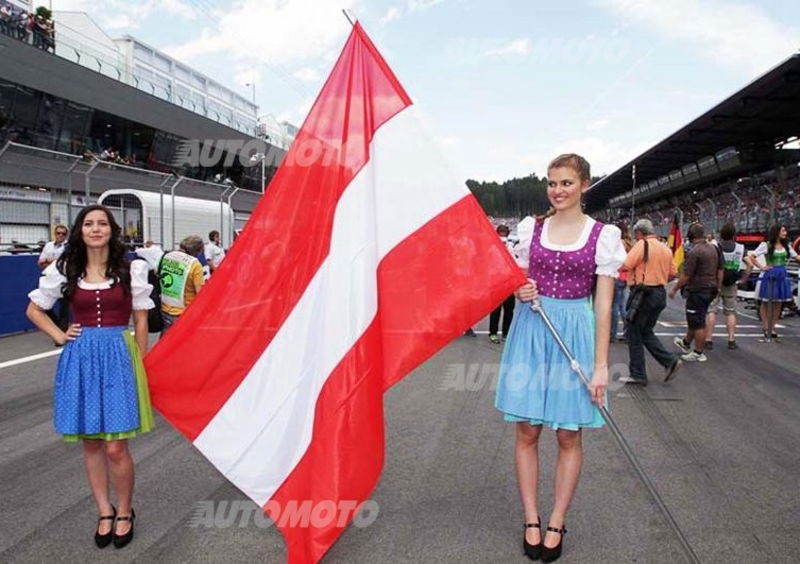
[[56, 231, 67, 236]]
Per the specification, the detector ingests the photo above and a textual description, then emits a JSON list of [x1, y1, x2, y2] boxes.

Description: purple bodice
[[528, 219, 604, 299]]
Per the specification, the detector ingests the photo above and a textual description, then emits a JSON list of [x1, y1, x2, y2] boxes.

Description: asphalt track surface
[[1, 297, 799, 563]]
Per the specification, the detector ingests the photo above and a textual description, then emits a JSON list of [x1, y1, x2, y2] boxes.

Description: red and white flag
[[145, 23, 524, 563]]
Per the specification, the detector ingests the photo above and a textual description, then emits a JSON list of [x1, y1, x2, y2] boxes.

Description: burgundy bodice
[[71, 282, 132, 327], [528, 219, 604, 299]]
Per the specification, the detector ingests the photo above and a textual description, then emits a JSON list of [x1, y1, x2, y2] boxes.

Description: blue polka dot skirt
[[495, 296, 606, 431], [53, 327, 154, 442]]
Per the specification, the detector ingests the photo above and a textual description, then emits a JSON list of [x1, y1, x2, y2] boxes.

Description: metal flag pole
[[765, 275, 774, 343], [529, 299, 700, 564], [630, 164, 636, 225]]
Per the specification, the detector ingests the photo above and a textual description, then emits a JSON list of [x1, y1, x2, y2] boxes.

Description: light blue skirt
[[495, 296, 605, 431]]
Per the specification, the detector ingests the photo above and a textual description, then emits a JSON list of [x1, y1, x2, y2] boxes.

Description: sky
[[50, 0, 800, 183]]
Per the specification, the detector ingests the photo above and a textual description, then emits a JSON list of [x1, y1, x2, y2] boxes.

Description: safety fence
[[0, 142, 261, 250]]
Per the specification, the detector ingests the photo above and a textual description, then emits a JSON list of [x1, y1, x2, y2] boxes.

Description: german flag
[[667, 213, 684, 271]]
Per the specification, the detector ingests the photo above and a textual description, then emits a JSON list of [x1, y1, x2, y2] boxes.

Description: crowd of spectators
[[0, 3, 55, 52], [607, 166, 800, 237], [82, 147, 142, 168]]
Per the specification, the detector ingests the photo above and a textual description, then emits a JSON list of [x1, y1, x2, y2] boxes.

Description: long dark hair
[[766, 224, 788, 262], [56, 204, 130, 301]]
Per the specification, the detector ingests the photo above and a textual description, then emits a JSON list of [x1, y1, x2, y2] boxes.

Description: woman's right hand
[[55, 323, 82, 345], [514, 279, 539, 303]]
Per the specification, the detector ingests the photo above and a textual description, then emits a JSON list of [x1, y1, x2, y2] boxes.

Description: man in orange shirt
[[619, 219, 681, 385]]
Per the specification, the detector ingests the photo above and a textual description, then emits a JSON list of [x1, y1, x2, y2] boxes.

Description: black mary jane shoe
[[113, 508, 135, 549], [94, 505, 116, 548], [541, 524, 567, 563], [522, 520, 542, 560]]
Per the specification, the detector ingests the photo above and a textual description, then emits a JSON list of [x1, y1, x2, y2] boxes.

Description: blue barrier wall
[[0, 255, 41, 336]]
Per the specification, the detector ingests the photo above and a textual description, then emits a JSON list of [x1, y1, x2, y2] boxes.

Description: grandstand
[[586, 53, 800, 242]]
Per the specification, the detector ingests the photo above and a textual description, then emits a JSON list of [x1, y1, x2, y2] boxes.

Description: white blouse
[[512, 216, 626, 278], [28, 260, 155, 311], [750, 242, 798, 258]]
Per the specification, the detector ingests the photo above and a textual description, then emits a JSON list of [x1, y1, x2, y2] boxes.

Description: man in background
[[39, 225, 69, 332], [620, 219, 681, 386], [160, 235, 206, 333], [704, 223, 745, 350], [205, 230, 226, 274], [670, 223, 723, 362], [38, 224, 67, 269]]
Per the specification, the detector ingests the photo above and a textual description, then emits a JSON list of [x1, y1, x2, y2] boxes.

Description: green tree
[[467, 173, 549, 218]]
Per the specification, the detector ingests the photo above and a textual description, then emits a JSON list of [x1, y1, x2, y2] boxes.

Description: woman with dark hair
[[746, 224, 799, 341], [26, 204, 154, 549]]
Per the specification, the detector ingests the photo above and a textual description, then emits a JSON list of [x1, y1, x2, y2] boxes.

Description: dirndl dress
[[495, 217, 625, 430], [753, 245, 796, 302], [29, 261, 155, 442]]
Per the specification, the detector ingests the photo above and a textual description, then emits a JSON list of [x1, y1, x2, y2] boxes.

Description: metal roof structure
[[585, 53, 800, 212]]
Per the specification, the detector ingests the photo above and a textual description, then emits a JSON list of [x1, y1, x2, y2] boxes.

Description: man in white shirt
[[204, 230, 226, 273], [38, 224, 68, 269], [39, 225, 69, 332]]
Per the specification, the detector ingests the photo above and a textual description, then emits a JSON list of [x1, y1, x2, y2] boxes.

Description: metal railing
[[0, 141, 262, 248]]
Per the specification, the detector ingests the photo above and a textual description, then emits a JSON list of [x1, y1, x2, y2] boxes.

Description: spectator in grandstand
[[792, 233, 800, 257], [610, 222, 632, 342], [745, 224, 799, 342], [159, 235, 205, 333], [670, 223, 723, 362], [488, 224, 515, 344], [620, 219, 681, 385], [15, 10, 29, 41], [204, 230, 226, 274], [705, 223, 745, 350], [25, 205, 154, 549], [0, 4, 11, 35]]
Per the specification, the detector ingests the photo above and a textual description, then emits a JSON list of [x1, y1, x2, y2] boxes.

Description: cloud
[[292, 68, 321, 82], [596, 0, 799, 73], [522, 137, 651, 177], [484, 39, 531, 57], [52, 0, 196, 29], [164, 0, 358, 67], [435, 135, 460, 147], [586, 119, 611, 131], [380, 6, 402, 24], [233, 66, 261, 88], [408, 0, 445, 12]]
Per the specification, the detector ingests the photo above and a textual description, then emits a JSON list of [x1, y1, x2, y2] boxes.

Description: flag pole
[[342, 8, 356, 25], [529, 299, 700, 564], [630, 164, 636, 225]]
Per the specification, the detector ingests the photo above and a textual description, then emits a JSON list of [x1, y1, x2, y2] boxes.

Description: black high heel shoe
[[522, 520, 542, 560], [94, 505, 116, 548], [113, 508, 135, 549], [541, 524, 567, 562]]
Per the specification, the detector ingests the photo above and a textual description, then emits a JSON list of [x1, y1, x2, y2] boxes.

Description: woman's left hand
[[590, 365, 608, 408]]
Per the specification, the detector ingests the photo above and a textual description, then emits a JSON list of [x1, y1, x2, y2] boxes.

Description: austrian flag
[[145, 22, 525, 563]]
